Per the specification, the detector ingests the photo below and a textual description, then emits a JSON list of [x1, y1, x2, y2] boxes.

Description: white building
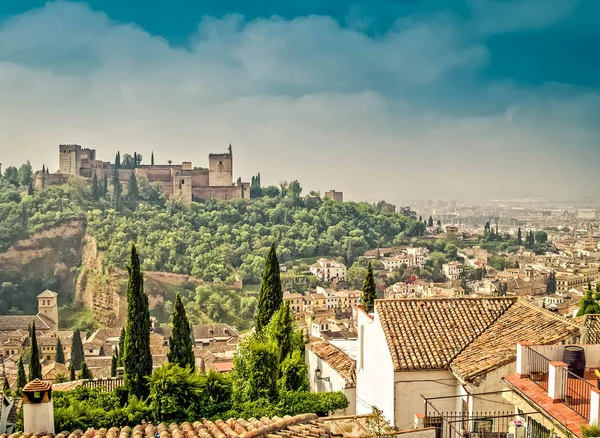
[[442, 262, 463, 280], [577, 208, 597, 220], [310, 259, 347, 283], [355, 297, 580, 428], [306, 340, 356, 415], [381, 255, 415, 270]]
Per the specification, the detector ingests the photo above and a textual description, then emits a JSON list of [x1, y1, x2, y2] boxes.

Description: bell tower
[[37, 290, 59, 330]]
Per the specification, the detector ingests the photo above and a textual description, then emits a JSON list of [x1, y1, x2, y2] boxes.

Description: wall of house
[[356, 310, 396, 426], [395, 370, 460, 430], [398, 428, 437, 438], [306, 348, 356, 415], [463, 362, 518, 414], [531, 344, 600, 367]]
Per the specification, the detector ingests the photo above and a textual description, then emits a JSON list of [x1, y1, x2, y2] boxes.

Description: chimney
[[22, 379, 54, 434]]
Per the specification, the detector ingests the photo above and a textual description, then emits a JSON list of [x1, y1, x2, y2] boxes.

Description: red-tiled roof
[[308, 341, 356, 387]]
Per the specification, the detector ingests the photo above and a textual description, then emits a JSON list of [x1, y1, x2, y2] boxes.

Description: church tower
[[37, 290, 59, 330]]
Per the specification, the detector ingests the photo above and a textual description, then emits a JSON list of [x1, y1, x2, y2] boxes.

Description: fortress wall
[[192, 169, 209, 187]]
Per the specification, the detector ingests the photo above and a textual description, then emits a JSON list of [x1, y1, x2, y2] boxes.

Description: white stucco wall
[[24, 401, 55, 434], [306, 347, 356, 415], [356, 309, 396, 426], [463, 362, 517, 414], [395, 370, 461, 430]]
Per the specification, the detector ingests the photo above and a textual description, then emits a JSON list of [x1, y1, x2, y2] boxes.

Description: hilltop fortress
[[36, 144, 250, 204]]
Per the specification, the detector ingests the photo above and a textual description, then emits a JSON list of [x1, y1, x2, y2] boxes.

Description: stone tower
[[208, 145, 233, 187], [37, 290, 59, 329], [59, 144, 82, 176]]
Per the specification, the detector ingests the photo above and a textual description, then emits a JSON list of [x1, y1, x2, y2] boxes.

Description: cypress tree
[[151, 151, 154, 166], [70, 329, 84, 370], [270, 300, 295, 363], [42, 165, 45, 174], [255, 243, 283, 331], [3, 377, 10, 396], [69, 364, 75, 381], [117, 327, 125, 366], [55, 338, 65, 364], [123, 242, 152, 399], [361, 262, 377, 313], [133, 152, 138, 169], [78, 362, 92, 380], [103, 173, 108, 198], [27, 182, 34, 196], [28, 321, 42, 381], [16, 357, 26, 391], [113, 154, 122, 210], [21, 202, 27, 225], [167, 293, 195, 370], [428, 216, 434, 227], [92, 171, 99, 201], [111, 354, 117, 377], [517, 227, 522, 245], [128, 172, 139, 206]]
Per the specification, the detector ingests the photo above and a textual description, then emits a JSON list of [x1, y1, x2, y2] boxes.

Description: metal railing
[[82, 377, 124, 392], [561, 368, 594, 420], [527, 348, 551, 392]]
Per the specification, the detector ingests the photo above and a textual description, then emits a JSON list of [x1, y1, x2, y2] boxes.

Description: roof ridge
[[376, 297, 517, 303]]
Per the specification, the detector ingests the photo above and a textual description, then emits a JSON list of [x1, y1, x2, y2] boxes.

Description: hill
[[0, 174, 425, 328]]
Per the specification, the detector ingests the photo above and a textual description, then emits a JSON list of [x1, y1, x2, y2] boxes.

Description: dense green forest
[[0, 167, 425, 283]]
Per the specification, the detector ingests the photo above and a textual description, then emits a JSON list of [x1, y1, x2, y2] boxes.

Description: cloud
[[468, 0, 579, 35], [0, 1, 598, 202]]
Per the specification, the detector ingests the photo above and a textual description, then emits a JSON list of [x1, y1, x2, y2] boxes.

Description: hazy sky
[[1, 0, 599, 202]]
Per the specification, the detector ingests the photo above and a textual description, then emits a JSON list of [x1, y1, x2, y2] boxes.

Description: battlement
[[59, 144, 82, 152]]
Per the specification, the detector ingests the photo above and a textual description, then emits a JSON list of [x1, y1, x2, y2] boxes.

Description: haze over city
[[1, 0, 599, 201]]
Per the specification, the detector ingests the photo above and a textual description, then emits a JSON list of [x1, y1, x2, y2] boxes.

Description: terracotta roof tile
[[450, 300, 580, 382], [8, 414, 329, 438], [307, 341, 356, 387], [375, 297, 516, 372]]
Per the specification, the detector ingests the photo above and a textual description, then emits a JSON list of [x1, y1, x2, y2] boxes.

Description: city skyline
[[1, 0, 599, 202]]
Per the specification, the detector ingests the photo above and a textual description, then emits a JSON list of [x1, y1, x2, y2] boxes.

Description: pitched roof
[[0, 314, 55, 332], [193, 323, 240, 340], [375, 297, 581, 381], [16, 414, 329, 438], [376, 297, 516, 372], [450, 300, 580, 383], [37, 290, 58, 298], [308, 341, 356, 387]]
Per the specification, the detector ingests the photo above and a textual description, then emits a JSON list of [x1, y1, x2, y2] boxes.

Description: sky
[[0, 0, 599, 202]]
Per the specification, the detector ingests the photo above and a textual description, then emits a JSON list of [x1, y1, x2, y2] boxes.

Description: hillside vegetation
[[0, 170, 425, 325]]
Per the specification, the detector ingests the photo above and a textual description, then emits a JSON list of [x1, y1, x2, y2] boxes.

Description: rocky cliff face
[[75, 233, 127, 327], [0, 219, 87, 297]]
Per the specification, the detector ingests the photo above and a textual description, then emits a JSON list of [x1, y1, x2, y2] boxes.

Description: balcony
[[503, 342, 600, 437]]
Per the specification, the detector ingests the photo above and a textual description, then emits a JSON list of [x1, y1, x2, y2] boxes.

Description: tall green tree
[[78, 362, 93, 380], [167, 293, 195, 370], [151, 151, 155, 165], [428, 216, 434, 227], [69, 364, 75, 381], [113, 152, 122, 210], [517, 227, 522, 245], [111, 354, 117, 377], [267, 300, 295, 364], [3, 376, 11, 396], [117, 327, 125, 366], [103, 173, 109, 198], [27, 182, 34, 196], [255, 243, 283, 332], [28, 321, 42, 381], [127, 172, 139, 206], [123, 242, 152, 399], [16, 357, 26, 391], [18, 161, 33, 187], [91, 171, 100, 201], [70, 329, 84, 370], [55, 338, 65, 364], [546, 272, 557, 295], [361, 262, 377, 313]]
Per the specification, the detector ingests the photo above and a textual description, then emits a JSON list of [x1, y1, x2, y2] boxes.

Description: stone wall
[[208, 153, 233, 186], [192, 185, 245, 201]]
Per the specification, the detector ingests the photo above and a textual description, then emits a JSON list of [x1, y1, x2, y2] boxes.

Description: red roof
[[212, 361, 234, 372]]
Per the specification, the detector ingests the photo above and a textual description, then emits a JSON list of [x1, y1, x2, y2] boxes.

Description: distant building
[[324, 190, 343, 202], [37, 144, 250, 205], [578, 209, 597, 220], [442, 262, 463, 280], [309, 258, 347, 283]]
